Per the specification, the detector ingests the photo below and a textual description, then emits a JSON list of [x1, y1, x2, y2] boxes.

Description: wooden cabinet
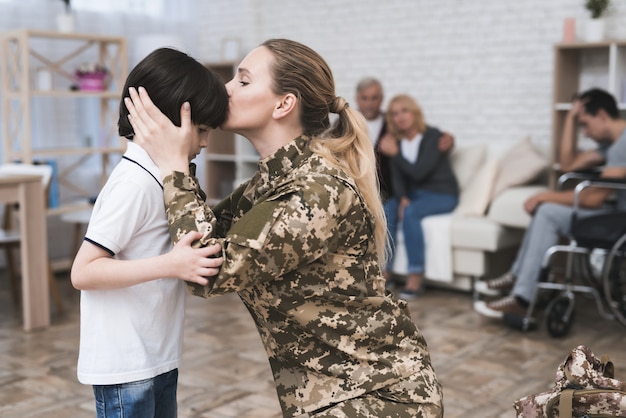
[[551, 40, 626, 182], [203, 63, 258, 205], [0, 29, 128, 214]]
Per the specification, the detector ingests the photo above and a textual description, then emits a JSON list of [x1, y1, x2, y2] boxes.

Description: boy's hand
[[170, 231, 223, 285]]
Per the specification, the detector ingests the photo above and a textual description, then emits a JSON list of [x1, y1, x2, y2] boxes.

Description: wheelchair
[[511, 172, 626, 337]]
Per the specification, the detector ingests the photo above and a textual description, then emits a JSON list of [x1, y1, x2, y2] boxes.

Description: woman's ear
[[273, 93, 297, 120]]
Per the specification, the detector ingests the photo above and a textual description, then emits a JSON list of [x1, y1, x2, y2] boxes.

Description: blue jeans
[[385, 190, 458, 274], [93, 369, 178, 418]]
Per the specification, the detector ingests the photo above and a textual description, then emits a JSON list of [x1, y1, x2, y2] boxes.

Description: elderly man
[[355, 77, 455, 297]]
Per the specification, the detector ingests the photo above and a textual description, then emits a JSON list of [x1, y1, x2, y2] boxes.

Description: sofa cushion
[[450, 143, 487, 190], [451, 214, 525, 251], [491, 136, 548, 198], [423, 214, 454, 282], [453, 158, 499, 216], [487, 185, 548, 228]]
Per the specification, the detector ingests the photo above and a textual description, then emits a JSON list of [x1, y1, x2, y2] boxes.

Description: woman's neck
[[402, 127, 420, 141], [244, 125, 304, 159]]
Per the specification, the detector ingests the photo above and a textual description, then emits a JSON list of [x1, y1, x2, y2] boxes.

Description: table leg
[[19, 180, 50, 331]]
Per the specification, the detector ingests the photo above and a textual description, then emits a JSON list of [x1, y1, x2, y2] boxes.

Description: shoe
[[475, 273, 515, 296], [399, 286, 424, 300], [473, 296, 528, 319]]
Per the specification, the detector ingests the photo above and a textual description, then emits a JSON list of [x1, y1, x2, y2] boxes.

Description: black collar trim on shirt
[[122, 156, 164, 190]]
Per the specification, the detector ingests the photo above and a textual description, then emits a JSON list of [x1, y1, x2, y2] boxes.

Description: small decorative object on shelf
[[585, 0, 610, 19], [56, 0, 75, 33], [562, 17, 576, 43], [74, 63, 109, 91], [584, 0, 610, 42]]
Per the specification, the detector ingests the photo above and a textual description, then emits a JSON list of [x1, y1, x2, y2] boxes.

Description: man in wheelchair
[[475, 88, 626, 322]]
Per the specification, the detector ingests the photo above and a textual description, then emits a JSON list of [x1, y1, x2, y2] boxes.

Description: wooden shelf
[[27, 90, 121, 99], [2, 29, 130, 43], [551, 40, 626, 186], [10, 146, 126, 158], [0, 29, 128, 213], [556, 40, 626, 49], [46, 201, 93, 216]]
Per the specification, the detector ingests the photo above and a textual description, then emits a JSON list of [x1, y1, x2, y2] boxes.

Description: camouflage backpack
[[513, 345, 626, 417]]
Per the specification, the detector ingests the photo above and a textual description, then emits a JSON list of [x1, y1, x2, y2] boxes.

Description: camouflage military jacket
[[163, 136, 442, 417]]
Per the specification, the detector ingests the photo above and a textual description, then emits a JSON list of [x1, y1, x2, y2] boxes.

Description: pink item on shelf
[[563, 18, 576, 43], [77, 74, 108, 91]]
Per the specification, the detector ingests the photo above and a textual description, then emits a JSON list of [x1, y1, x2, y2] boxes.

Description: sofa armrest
[[487, 185, 547, 229]]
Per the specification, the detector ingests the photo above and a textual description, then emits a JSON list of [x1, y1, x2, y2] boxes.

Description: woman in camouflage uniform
[[126, 38, 443, 418]]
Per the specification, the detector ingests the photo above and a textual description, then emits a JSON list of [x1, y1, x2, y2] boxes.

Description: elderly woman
[[379, 94, 459, 299]]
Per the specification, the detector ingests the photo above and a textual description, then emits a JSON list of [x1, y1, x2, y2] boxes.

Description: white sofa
[[390, 137, 549, 291]]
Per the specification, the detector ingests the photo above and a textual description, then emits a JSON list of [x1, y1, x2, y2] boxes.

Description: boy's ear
[[273, 93, 297, 120]]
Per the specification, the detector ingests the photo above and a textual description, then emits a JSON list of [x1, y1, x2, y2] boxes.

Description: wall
[[0, 0, 200, 263], [1, 0, 626, 263], [196, 0, 626, 151]]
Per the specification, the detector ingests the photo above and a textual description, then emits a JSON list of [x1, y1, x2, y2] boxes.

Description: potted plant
[[585, 0, 610, 18], [584, 0, 610, 41]]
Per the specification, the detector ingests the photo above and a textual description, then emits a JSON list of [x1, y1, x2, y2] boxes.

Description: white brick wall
[[2, 0, 625, 159], [1, 0, 625, 262], [195, 0, 626, 150]]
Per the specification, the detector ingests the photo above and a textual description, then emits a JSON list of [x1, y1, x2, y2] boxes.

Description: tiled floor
[[1, 272, 625, 417]]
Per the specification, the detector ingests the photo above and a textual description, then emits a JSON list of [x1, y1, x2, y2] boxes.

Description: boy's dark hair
[[118, 48, 228, 139], [579, 88, 619, 119]]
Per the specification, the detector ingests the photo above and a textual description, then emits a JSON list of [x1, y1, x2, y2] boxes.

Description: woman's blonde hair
[[261, 38, 388, 264], [385, 94, 426, 139]]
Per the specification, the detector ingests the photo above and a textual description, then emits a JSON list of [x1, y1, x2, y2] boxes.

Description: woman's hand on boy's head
[[125, 87, 193, 177]]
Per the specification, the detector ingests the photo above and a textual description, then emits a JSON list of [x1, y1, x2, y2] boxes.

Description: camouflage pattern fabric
[[514, 345, 626, 417], [163, 136, 443, 418]]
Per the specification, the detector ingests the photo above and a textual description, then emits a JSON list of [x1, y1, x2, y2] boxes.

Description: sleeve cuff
[[164, 171, 198, 191]]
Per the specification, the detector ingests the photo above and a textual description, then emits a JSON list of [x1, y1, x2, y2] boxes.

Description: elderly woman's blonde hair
[[385, 94, 426, 139]]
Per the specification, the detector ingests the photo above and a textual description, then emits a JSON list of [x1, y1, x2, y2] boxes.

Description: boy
[[71, 48, 228, 417]]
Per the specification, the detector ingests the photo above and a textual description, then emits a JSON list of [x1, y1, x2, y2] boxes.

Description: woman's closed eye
[[238, 80, 249, 86]]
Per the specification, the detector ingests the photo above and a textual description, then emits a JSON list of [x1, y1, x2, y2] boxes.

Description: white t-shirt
[[400, 132, 423, 164], [77, 141, 186, 385], [366, 114, 385, 146]]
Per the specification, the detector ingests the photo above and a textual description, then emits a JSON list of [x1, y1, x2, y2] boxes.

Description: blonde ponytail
[[312, 102, 389, 264], [261, 39, 389, 264]]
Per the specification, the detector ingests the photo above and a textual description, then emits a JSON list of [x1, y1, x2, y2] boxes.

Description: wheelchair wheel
[[545, 295, 575, 338], [603, 234, 626, 327]]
